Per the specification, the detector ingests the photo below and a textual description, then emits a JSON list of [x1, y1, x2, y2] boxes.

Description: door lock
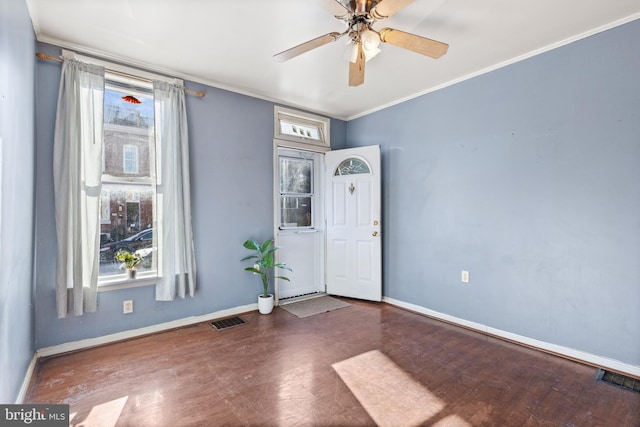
[[372, 231, 378, 237]]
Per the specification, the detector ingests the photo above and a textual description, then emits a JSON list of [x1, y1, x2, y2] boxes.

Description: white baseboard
[[16, 354, 38, 403], [383, 296, 640, 378], [36, 303, 257, 359]]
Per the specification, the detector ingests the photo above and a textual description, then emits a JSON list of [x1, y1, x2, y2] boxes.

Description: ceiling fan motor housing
[[346, 15, 375, 42]]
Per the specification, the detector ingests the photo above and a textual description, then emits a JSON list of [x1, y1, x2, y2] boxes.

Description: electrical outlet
[[461, 270, 470, 283], [123, 300, 133, 314]]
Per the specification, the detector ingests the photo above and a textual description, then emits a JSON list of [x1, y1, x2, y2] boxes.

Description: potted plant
[[115, 249, 142, 279], [241, 238, 292, 314]]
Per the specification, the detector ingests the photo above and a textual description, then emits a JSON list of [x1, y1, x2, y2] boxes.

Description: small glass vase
[[127, 269, 137, 279]]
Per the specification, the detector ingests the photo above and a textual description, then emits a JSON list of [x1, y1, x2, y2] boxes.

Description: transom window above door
[[274, 106, 330, 150]]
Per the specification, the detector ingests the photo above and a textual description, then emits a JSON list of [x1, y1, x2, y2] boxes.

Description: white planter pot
[[258, 294, 274, 314]]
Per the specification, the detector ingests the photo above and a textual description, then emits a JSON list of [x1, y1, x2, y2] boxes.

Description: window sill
[[98, 273, 159, 292]]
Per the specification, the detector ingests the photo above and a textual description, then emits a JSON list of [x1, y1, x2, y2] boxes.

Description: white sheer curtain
[[53, 59, 105, 317], [153, 80, 196, 300]]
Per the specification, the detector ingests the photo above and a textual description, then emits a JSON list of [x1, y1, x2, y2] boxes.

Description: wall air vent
[[596, 369, 640, 394], [211, 316, 246, 331]]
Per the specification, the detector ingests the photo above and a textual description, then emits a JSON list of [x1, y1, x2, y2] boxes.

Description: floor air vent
[[211, 316, 246, 331], [596, 369, 640, 394]]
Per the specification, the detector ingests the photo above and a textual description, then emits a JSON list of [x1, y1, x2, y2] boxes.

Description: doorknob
[[372, 231, 378, 237]]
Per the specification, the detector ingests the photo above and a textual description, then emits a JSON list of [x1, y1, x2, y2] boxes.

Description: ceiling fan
[[273, 0, 449, 87]]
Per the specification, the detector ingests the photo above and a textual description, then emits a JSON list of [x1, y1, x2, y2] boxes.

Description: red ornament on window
[[122, 95, 141, 104]]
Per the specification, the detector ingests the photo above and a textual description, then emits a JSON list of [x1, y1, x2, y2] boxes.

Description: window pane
[[100, 81, 156, 280], [99, 183, 155, 277], [103, 87, 154, 179], [123, 145, 139, 174], [280, 196, 312, 228], [279, 120, 320, 141], [334, 158, 371, 176], [280, 157, 312, 194], [274, 107, 330, 148]]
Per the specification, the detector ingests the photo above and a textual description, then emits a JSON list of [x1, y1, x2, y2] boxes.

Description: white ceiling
[[26, 0, 640, 120]]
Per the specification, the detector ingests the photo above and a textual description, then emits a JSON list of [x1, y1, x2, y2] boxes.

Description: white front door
[[325, 145, 381, 301]]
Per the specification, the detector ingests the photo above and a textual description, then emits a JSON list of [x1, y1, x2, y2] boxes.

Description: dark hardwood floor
[[27, 299, 640, 426]]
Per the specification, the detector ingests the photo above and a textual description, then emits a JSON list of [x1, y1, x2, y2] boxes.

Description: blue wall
[[33, 42, 348, 349], [12, 0, 639, 395], [0, 0, 36, 403], [346, 20, 640, 366]]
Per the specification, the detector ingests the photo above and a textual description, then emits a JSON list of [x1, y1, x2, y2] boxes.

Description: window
[[99, 72, 157, 282], [279, 120, 321, 140], [274, 106, 330, 150], [123, 145, 139, 173], [279, 156, 314, 228], [54, 49, 195, 311], [334, 158, 371, 175]]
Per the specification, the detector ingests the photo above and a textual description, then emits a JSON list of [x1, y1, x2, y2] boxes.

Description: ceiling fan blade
[[379, 28, 448, 58], [324, 0, 352, 18], [348, 43, 365, 86], [370, 0, 415, 19], [274, 32, 344, 62]]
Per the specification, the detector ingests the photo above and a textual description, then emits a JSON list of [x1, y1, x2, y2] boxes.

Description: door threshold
[[279, 292, 327, 306]]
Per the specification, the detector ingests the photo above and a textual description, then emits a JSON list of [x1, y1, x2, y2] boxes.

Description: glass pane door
[[279, 156, 313, 229]]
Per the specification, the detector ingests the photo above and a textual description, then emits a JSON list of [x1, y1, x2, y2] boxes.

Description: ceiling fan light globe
[[361, 29, 380, 48], [343, 43, 360, 63], [358, 29, 381, 62], [363, 46, 381, 62]]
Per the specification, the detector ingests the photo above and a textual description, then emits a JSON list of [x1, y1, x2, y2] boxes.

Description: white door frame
[[273, 143, 383, 304], [272, 107, 331, 305], [272, 108, 381, 304], [274, 147, 326, 303]]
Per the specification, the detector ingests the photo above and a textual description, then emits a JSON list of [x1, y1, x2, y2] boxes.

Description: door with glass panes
[[276, 148, 324, 300]]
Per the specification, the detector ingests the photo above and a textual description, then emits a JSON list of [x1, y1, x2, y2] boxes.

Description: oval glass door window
[[334, 158, 371, 176]]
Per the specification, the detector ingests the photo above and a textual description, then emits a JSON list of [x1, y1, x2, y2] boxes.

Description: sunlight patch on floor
[[433, 414, 472, 426], [333, 350, 470, 427], [69, 396, 128, 427]]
